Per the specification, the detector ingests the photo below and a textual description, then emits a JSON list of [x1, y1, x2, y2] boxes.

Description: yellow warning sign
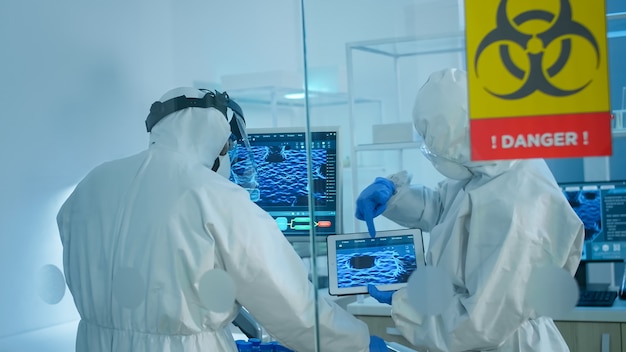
[[466, 0, 611, 119], [465, 0, 613, 160]]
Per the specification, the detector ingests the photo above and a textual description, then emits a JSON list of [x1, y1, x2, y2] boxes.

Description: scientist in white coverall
[[57, 88, 387, 352], [356, 68, 584, 351]]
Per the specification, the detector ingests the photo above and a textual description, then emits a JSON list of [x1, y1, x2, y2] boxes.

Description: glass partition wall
[[302, 1, 626, 352], [300, 1, 465, 350]]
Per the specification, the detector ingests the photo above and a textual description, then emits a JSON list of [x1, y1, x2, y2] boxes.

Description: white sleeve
[[209, 188, 370, 352], [390, 176, 584, 351], [382, 171, 443, 232]]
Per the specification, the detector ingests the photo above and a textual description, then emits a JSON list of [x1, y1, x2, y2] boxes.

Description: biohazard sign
[[465, 0, 612, 160]]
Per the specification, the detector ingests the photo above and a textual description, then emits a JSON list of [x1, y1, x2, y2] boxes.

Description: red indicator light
[[317, 220, 332, 228]]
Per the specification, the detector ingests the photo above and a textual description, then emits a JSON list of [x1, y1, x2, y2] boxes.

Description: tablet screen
[[327, 229, 425, 296]]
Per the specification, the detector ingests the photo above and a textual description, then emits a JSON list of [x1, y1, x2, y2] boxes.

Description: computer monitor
[[230, 126, 341, 242], [559, 180, 626, 261]]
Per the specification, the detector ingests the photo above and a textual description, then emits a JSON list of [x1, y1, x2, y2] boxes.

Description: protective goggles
[[145, 89, 247, 143]]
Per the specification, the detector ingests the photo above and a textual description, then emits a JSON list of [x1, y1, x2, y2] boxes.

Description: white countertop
[[347, 296, 626, 323]]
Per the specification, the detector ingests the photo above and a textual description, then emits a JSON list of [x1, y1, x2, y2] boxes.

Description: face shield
[[225, 100, 260, 202], [419, 143, 473, 180], [412, 69, 473, 181], [145, 89, 259, 200]]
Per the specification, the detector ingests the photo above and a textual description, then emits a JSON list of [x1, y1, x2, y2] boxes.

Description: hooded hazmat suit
[[380, 69, 584, 351], [57, 88, 371, 352]]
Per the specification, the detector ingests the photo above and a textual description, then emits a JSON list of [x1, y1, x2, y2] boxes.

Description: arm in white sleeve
[[210, 187, 370, 352], [389, 173, 584, 351], [382, 171, 443, 232], [391, 193, 533, 351]]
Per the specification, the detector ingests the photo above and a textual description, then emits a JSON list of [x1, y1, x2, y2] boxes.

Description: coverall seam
[[82, 318, 217, 337]]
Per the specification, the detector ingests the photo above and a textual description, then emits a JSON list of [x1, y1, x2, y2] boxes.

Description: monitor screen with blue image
[[230, 127, 341, 241], [559, 180, 626, 260]]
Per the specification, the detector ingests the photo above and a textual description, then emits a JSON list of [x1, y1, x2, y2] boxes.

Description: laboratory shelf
[[227, 86, 379, 108], [346, 33, 465, 232], [354, 142, 421, 152], [607, 12, 626, 38], [612, 129, 626, 138], [346, 32, 465, 58]]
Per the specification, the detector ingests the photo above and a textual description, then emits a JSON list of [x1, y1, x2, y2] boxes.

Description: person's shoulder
[[83, 152, 147, 181], [467, 159, 558, 202], [487, 159, 551, 185], [512, 159, 559, 189], [490, 159, 565, 204], [192, 171, 254, 202]]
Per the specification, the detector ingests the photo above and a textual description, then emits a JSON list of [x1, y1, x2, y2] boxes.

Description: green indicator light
[[293, 217, 311, 223]]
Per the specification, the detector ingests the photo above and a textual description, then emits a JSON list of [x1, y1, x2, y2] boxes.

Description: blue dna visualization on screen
[[230, 127, 341, 239], [560, 180, 626, 260], [335, 235, 418, 288]]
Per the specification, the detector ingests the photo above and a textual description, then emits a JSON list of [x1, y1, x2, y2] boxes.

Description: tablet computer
[[327, 228, 426, 296]]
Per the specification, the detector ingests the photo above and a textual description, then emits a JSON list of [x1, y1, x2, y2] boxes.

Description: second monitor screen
[[231, 128, 340, 238]]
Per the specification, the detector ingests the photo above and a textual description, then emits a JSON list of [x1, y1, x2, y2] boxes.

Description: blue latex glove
[[355, 177, 396, 238], [369, 335, 388, 352], [368, 284, 395, 305]]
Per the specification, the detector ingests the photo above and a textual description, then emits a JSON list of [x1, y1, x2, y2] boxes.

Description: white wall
[[0, 0, 460, 346], [0, 0, 304, 340], [0, 0, 174, 338]]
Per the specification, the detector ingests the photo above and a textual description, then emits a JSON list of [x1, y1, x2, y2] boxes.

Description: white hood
[[148, 87, 231, 169], [413, 68, 517, 179]]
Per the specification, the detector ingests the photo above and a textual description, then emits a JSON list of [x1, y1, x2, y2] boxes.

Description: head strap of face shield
[[145, 89, 246, 140]]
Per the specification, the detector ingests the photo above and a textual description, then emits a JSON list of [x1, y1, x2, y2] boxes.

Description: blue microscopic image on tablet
[[335, 235, 418, 288]]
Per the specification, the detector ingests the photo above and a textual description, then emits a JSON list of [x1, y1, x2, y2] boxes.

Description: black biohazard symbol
[[474, 0, 600, 99]]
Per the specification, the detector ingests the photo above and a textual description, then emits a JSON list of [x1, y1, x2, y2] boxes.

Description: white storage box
[[372, 122, 415, 144]]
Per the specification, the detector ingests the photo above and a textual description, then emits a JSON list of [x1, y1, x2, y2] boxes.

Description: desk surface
[[347, 296, 626, 323]]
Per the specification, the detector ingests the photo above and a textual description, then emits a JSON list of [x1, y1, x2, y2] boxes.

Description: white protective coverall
[[57, 88, 370, 352], [381, 69, 584, 351]]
